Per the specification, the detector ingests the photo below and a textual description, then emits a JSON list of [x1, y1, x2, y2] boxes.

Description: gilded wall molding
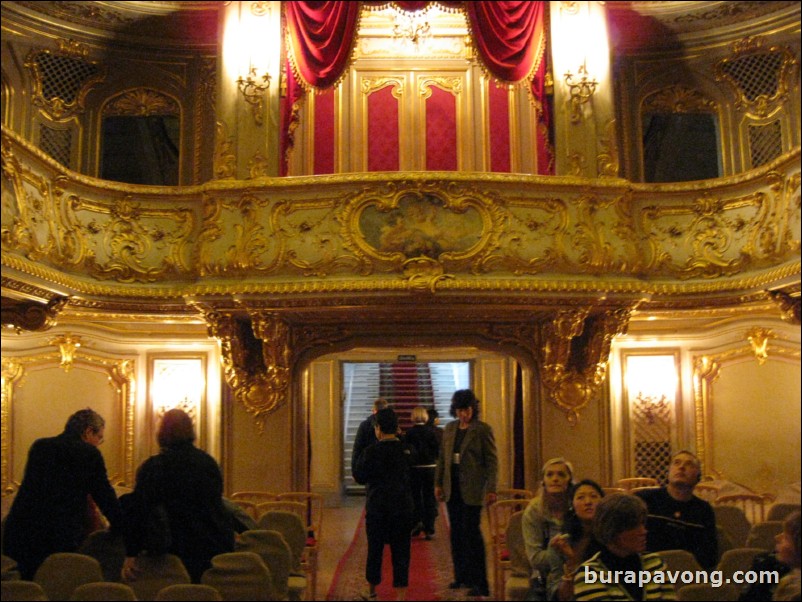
[[693, 341, 801, 476], [0, 350, 135, 491]]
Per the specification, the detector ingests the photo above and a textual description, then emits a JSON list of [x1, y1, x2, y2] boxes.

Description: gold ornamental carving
[[201, 309, 292, 430], [248, 153, 270, 179], [746, 327, 774, 365], [213, 121, 237, 179], [540, 307, 631, 425], [362, 78, 405, 98], [103, 89, 180, 116], [642, 86, 717, 114], [597, 119, 620, 178], [715, 37, 797, 117], [419, 77, 463, 98], [50, 333, 82, 372]]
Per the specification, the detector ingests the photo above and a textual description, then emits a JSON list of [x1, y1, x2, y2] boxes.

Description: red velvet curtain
[[463, 1, 546, 83], [285, 1, 361, 89]]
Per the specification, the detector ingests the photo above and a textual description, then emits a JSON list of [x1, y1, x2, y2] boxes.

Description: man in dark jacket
[[636, 450, 718, 570], [353, 408, 415, 601], [350, 397, 388, 478], [2, 408, 122, 579]]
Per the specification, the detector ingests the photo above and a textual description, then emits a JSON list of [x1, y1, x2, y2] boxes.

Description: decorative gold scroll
[[200, 307, 292, 430], [539, 307, 631, 425]]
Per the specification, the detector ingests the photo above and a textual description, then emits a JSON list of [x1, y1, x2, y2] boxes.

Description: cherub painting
[[360, 194, 482, 259]]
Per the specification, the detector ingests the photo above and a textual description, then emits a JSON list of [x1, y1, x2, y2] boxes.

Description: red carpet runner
[[326, 505, 474, 601]]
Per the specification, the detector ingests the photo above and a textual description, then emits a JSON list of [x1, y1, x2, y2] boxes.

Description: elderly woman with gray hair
[[573, 493, 676, 601]]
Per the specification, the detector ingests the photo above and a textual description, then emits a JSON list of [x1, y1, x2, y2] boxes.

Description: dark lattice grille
[[35, 53, 100, 103], [632, 396, 672, 484], [39, 124, 72, 168], [635, 442, 672, 484], [720, 52, 783, 102], [748, 121, 783, 168]]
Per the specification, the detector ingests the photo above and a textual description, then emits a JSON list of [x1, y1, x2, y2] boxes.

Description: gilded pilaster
[[217, 1, 282, 179]]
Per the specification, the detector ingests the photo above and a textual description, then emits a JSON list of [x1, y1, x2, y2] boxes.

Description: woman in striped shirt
[[573, 493, 676, 601]]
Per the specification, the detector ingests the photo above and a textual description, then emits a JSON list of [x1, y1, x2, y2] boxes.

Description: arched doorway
[[303, 346, 531, 505]]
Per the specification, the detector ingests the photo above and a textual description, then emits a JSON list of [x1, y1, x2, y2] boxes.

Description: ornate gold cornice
[[1, 296, 68, 332]]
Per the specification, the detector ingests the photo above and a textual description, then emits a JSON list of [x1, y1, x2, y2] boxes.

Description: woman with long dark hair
[[544, 479, 605, 600]]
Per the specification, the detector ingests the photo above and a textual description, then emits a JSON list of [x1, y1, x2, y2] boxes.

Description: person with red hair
[[121, 409, 234, 582]]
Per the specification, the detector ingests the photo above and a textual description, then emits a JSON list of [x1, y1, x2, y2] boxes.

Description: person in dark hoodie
[[353, 408, 415, 601]]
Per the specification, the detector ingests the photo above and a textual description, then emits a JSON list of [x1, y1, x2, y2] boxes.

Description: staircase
[[342, 361, 469, 494], [342, 362, 381, 492], [379, 362, 435, 431]]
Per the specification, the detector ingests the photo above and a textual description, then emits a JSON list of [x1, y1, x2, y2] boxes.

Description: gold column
[[216, 1, 282, 179], [549, 1, 616, 177]]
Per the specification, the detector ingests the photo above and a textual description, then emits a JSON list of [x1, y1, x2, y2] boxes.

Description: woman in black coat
[[121, 409, 234, 583]]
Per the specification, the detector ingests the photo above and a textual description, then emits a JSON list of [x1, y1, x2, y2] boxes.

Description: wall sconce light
[[50, 334, 82, 372], [237, 66, 271, 126], [564, 63, 598, 123], [747, 327, 774, 365], [150, 357, 204, 419]]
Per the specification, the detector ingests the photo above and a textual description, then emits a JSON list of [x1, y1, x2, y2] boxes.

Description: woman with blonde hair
[[405, 405, 440, 538], [521, 457, 574, 597]]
